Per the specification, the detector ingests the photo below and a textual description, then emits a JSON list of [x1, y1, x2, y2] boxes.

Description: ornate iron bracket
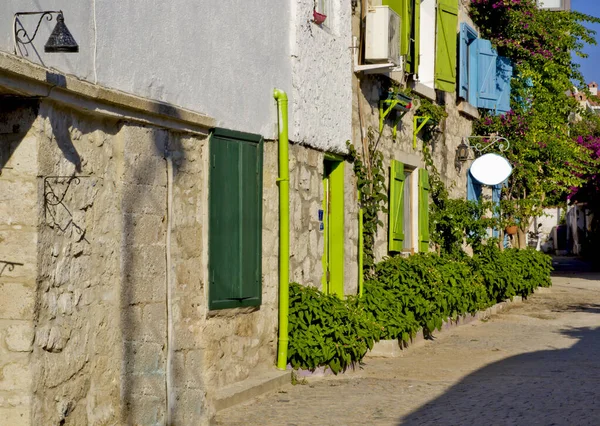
[[463, 136, 510, 157], [455, 136, 510, 171], [14, 11, 62, 47], [0, 261, 24, 278], [43, 176, 90, 238]]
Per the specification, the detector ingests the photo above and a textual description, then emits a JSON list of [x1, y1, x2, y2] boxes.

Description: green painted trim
[[358, 190, 364, 298], [321, 176, 329, 293], [322, 160, 345, 298], [324, 152, 345, 161], [273, 89, 290, 371], [212, 127, 262, 143]]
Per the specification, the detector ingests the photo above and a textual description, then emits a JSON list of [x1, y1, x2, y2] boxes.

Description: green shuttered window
[[389, 160, 405, 253], [418, 169, 430, 253], [383, 0, 420, 75], [209, 128, 263, 310], [435, 0, 459, 92]]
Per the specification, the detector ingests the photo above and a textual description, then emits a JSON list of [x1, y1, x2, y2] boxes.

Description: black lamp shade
[[456, 142, 470, 162], [45, 14, 78, 53]]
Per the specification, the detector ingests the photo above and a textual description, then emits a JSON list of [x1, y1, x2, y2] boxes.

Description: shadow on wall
[[398, 326, 600, 425], [0, 96, 39, 170]]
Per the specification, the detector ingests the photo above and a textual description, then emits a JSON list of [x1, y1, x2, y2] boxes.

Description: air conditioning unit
[[365, 6, 401, 67]]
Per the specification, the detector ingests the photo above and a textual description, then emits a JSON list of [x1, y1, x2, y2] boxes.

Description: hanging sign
[[469, 153, 513, 186]]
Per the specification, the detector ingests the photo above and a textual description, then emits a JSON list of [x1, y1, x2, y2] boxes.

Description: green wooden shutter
[[209, 128, 263, 310], [418, 168, 430, 253], [381, 0, 412, 72], [389, 160, 405, 253], [413, 0, 420, 76], [435, 0, 459, 92]]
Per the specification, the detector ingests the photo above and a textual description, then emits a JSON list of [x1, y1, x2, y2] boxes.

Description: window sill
[[410, 81, 436, 101], [457, 100, 480, 120]]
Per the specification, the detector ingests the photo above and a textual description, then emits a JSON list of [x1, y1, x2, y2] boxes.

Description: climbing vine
[[347, 132, 388, 277]]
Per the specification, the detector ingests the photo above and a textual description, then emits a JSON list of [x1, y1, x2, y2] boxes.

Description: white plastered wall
[[290, 0, 353, 153]]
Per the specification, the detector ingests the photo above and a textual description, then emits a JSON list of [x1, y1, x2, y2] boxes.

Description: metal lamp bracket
[[463, 135, 510, 157], [413, 116, 431, 149]]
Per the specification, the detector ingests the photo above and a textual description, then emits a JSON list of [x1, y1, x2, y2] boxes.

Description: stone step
[[213, 368, 291, 412]]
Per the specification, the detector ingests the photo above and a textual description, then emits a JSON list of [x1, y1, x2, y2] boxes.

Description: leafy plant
[[288, 249, 552, 372], [347, 137, 388, 276]]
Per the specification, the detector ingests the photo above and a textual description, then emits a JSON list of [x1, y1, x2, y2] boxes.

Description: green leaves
[[288, 249, 552, 373]]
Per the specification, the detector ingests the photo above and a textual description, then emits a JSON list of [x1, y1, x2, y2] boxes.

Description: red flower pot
[[313, 10, 327, 25]]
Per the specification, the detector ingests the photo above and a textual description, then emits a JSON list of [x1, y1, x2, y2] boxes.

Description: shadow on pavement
[[551, 256, 598, 279], [398, 326, 600, 425]]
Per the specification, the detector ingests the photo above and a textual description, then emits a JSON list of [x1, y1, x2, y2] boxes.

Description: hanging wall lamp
[[14, 11, 79, 54], [455, 136, 510, 171]]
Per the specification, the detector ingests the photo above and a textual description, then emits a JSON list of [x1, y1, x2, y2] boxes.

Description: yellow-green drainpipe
[[273, 89, 290, 370]]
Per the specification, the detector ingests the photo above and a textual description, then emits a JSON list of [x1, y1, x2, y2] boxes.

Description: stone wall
[[352, 74, 475, 262], [0, 99, 39, 426], [0, 95, 363, 425], [0, 97, 217, 425]]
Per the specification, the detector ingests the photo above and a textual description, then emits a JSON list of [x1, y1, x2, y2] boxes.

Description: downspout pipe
[[273, 89, 290, 370], [358, 190, 364, 298]]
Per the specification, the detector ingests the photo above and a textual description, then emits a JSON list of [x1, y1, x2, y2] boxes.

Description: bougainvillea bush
[[469, 0, 600, 246]]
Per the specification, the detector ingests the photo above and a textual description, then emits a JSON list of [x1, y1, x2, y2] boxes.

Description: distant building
[[538, 0, 571, 10]]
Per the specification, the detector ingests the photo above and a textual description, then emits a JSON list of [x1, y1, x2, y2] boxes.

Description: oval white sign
[[469, 153, 513, 186]]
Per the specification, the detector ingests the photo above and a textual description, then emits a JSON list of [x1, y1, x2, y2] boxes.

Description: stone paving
[[215, 267, 600, 426]]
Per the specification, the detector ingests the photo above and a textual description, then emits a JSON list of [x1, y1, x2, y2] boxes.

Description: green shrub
[[287, 249, 552, 372], [287, 283, 379, 374], [471, 242, 553, 302]]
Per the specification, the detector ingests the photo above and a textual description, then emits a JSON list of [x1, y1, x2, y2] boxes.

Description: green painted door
[[322, 159, 344, 297]]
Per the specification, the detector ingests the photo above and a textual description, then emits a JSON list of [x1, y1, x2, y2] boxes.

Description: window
[[208, 128, 263, 310], [389, 161, 430, 253], [458, 23, 513, 114], [315, 0, 331, 28], [403, 171, 412, 250], [382, 0, 421, 74], [538, 0, 570, 10]]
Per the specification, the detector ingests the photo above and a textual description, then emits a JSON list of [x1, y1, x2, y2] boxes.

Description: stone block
[[127, 373, 165, 397], [124, 395, 165, 426], [0, 406, 30, 426], [0, 361, 32, 391], [0, 180, 37, 227], [123, 155, 167, 187], [123, 342, 165, 375], [142, 303, 166, 344], [172, 388, 206, 425], [0, 283, 35, 320], [122, 184, 166, 215], [5, 323, 34, 352], [123, 213, 166, 246], [122, 245, 166, 279]]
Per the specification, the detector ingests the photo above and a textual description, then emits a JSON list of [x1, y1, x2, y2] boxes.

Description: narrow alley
[[216, 264, 600, 425]]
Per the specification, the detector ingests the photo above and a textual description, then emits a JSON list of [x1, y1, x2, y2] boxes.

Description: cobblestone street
[[216, 268, 600, 425]]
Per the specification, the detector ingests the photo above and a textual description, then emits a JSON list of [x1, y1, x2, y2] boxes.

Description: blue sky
[[572, 0, 600, 84]]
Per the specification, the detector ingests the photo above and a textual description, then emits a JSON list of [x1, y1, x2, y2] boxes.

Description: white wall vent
[[365, 6, 401, 67]]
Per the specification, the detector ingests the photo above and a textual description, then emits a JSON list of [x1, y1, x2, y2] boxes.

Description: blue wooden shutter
[[467, 170, 482, 201], [475, 38, 498, 110], [459, 23, 470, 100], [495, 56, 513, 114], [492, 183, 502, 238]]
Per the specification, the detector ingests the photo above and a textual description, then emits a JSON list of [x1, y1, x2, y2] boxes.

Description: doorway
[[322, 158, 344, 297]]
